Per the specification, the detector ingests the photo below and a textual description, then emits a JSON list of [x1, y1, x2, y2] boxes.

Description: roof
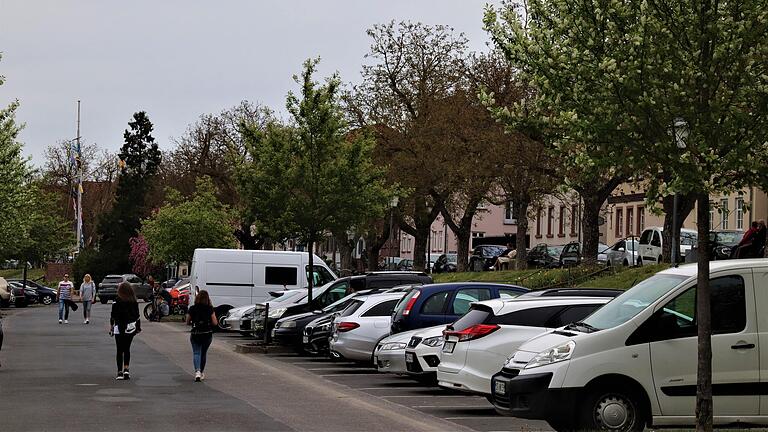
[[659, 259, 768, 278], [363, 271, 429, 277], [475, 296, 614, 315]]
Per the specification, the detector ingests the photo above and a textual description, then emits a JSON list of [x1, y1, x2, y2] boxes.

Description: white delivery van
[[491, 259, 768, 431], [189, 249, 336, 312], [638, 226, 698, 265]]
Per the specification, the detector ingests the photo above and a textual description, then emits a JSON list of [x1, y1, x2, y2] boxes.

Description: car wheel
[[578, 387, 647, 432], [100, 297, 108, 304], [471, 259, 483, 272], [622, 259, 629, 267], [658, 255, 663, 264], [42, 295, 54, 305]]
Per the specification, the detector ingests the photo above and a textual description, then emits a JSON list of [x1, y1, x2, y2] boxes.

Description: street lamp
[[671, 117, 689, 265], [388, 197, 399, 270]]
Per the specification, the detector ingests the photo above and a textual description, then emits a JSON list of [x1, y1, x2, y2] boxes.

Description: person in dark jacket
[[753, 220, 767, 257], [110, 282, 141, 380], [186, 290, 217, 382]]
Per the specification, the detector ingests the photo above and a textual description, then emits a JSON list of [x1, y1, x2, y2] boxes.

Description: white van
[[638, 226, 697, 265], [490, 259, 768, 431], [189, 249, 336, 312]]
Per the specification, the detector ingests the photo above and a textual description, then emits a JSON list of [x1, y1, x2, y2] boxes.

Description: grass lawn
[[0, 268, 47, 283], [433, 263, 669, 291]]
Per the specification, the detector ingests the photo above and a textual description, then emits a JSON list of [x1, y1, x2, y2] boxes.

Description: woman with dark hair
[[110, 282, 141, 380], [186, 290, 217, 382]]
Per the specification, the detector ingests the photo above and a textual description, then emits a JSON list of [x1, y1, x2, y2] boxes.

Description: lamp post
[[388, 197, 399, 270], [671, 117, 689, 265]]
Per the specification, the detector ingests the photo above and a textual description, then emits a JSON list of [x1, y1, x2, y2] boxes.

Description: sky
[[0, 0, 497, 165]]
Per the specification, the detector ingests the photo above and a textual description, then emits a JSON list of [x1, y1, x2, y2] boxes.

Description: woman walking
[[57, 274, 74, 324], [186, 290, 217, 382], [79, 274, 96, 324], [110, 282, 141, 380]]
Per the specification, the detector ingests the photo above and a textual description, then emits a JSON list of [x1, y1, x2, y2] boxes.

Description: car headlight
[[268, 307, 287, 319], [278, 320, 296, 328], [380, 342, 407, 350], [421, 336, 444, 347], [525, 341, 576, 369], [242, 312, 255, 320]]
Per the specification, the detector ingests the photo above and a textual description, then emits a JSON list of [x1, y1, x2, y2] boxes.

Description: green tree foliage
[[486, 1, 768, 428], [16, 185, 74, 264], [237, 58, 392, 299], [97, 111, 162, 274], [141, 176, 236, 265]]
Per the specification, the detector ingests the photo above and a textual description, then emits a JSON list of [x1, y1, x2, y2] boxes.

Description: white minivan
[[189, 249, 336, 312], [491, 259, 768, 431], [638, 226, 698, 265]]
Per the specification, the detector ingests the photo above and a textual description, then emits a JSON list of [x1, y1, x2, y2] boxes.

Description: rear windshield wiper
[[564, 321, 599, 333]]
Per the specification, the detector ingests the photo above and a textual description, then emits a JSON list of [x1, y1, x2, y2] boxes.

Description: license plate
[[494, 380, 506, 395], [302, 335, 309, 343], [442, 341, 456, 354], [405, 352, 415, 363]]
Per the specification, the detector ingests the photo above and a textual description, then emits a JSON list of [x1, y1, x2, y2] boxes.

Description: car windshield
[[712, 231, 742, 244], [582, 274, 687, 330], [548, 246, 565, 256], [446, 254, 458, 263], [598, 244, 610, 253]]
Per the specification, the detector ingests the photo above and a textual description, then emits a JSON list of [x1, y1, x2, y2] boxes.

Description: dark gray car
[[98, 274, 152, 303]]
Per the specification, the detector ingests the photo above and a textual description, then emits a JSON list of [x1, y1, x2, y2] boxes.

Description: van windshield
[[582, 274, 687, 330]]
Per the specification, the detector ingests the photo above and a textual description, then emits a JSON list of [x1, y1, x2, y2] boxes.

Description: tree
[[349, 22, 468, 271], [141, 177, 236, 266], [237, 58, 392, 301], [16, 185, 75, 264], [97, 111, 162, 274], [128, 235, 163, 278], [486, 0, 768, 429]]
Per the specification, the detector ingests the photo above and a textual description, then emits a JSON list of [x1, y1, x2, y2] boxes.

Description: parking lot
[[212, 331, 553, 432]]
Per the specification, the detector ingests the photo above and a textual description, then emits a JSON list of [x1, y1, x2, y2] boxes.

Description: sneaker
[[194, 371, 201, 382], [64, 320, 68, 324], [123, 371, 130, 380], [200, 373, 205, 381], [86, 320, 89, 324], [116, 372, 124, 380], [83, 320, 87, 324], [58, 320, 62, 324]]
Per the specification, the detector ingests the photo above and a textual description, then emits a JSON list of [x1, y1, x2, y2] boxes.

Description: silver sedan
[[330, 292, 405, 362]]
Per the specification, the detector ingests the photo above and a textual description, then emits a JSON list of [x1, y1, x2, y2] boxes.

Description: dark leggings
[[115, 333, 135, 372]]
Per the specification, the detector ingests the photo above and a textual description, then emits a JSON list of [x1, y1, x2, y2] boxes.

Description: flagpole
[[76, 100, 83, 251]]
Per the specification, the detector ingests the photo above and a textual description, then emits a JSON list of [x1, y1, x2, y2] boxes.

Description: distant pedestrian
[[79, 274, 96, 324], [186, 289, 217, 382], [57, 274, 74, 324], [110, 282, 141, 380]]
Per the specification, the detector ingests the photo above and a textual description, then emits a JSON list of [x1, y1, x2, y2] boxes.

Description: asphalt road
[[0, 304, 497, 432]]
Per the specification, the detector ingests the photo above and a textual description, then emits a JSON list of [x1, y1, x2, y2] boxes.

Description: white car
[[330, 292, 405, 362], [437, 296, 613, 396], [638, 227, 697, 265], [606, 238, 642, 267], [374, 329, 419, 374], [403, 325, 447, 378], [221, 289, 308, 333], [491, 259, 768, 431]]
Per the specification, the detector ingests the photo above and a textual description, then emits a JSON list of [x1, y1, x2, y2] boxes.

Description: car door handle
[[731, 343, 755, 350]]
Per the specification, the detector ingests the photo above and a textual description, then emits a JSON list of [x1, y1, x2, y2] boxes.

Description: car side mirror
[[618, 247, 625, 252]]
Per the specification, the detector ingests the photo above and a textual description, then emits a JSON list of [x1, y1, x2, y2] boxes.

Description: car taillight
[[402, 291, 421, 316], [337, 322, 360, 332], [444, 324, 500, 342]]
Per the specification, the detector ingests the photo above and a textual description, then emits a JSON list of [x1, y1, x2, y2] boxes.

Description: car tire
[[42, 295, 54, 305], [658, 255, 663, 264], [622, 259, 629, 267], [578, 386, 647, 432], [100, 297, 108, 304], [0, 298, 10, 308], [471, 259, 483, 272]]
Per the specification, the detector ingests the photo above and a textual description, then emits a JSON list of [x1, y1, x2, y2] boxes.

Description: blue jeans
[[82, 301, 92, 319], [58, 300, 70, 320], [191, 333, 213, 372]]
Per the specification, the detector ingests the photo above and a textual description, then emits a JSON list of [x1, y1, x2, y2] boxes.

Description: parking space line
[[414, 405, 491, 409], [320, 373, 384, 377], [357, 386, 435, 390], [444, 416, 505, 420], [383, 395, 484, 399], [307, 367, 376, 371]]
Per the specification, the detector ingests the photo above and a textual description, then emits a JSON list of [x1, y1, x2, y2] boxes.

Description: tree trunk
[[333, 231, 354, 274], [514, 198, 530, 270], [695, 194, 713, 431], [661, 193, 697, 263], [412, 224, 430, 272], [398, 194, 441, 272], [234, 222, 258, 250], [367, 246, 380, 271], [307, 239, 314, 303], [456, 230, 471, 272], [581, 195, 603, 266]]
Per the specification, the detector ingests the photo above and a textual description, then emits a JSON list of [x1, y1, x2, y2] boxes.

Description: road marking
[[75, 383, 99, 386], [414, 405, 491, 409], [357, 386, 435, 390], [308, 367, 376, 371], [320, 373, 384, 377], [383, 395, 484, 399], [444, 416, 505, 420]]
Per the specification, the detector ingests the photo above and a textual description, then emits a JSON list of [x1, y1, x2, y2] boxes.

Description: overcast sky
[[1, 0, 496, 165]]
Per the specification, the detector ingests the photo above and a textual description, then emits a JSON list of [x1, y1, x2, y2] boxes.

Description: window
[[736, 194, 744, 230], [307, 265, 334, 287], [709, 202, 715, 230], [570, 205, 578, 235], [499, 288, 524, 299], [265, 266, 298, 286], [637, 207, 645, 235], [626, 208, 634, 238], [549, 305, 602, 328], [317, 282, 350, 307], [639, 229, 652, 245], [339, 299, 364, 317], [421, 291, 450, 315], [720, 198, 729, 229], [451, 288, 492, 315], [472, 231, 485, 239], [536, 209, 543, 237], [558, 206, 565, 236], [547, 206, 554, 237], [491, 306, 565, 327], [504, 200, 517, 224], [361, 299, 400, 317], [651, 231, 661, 247], [616, 208, 624, 237]]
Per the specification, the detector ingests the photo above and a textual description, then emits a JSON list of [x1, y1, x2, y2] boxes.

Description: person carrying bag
[[186, 290, 218, 382], [110, 282, 141, 380]]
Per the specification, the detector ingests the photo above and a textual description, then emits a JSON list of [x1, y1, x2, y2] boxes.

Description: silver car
[[606, 238, 641, 267], [374, 328, 421, 374], [330, 292, 405, 362], [221, 289, 308, 333]]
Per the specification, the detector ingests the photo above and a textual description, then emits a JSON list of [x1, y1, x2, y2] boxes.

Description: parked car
[[8, 282, 37, 307], [330, 292, 406, 362], [526, 244, 565, 268], [638, 226, 698, 265], [686, 229, 744, 263], [396, 259, 414, 271], [374, 327, 421, 374], [437, 296, 615, 397], [8, 280, 57, 305], [491, 259, 766, 431], [404, 325, 447, 380], [221, 289, 308, 335], [468, 245, 509, 272], [273, 273, 431, 348], [391, 282, 529, 334], [98, 274, 152, 303], [605, 238, 642, 267], [433, 253, 458, 273], [0, 277, 11, 307]]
